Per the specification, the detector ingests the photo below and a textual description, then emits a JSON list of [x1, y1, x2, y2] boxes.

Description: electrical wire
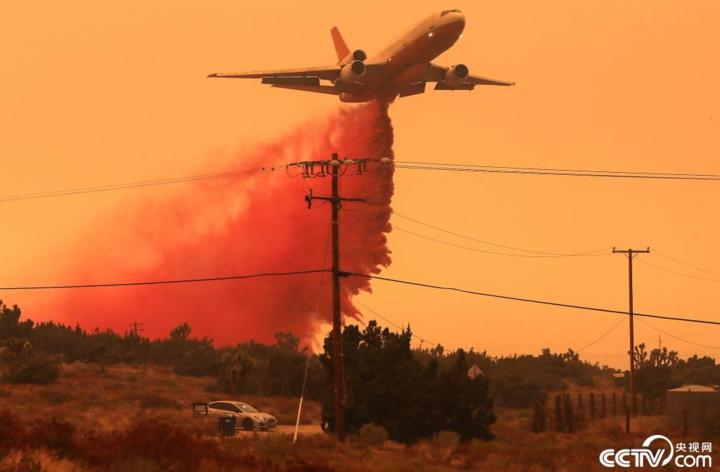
[[393, 211, 608, 257], [637, 259, 720, 283], [575, 317, 627, 353], [344, 272, 720, 326], [637, 317, 720, 351], [395, 160, 720, 178], [654, 249, 720, 276], [0, 269, 330, 291], [0, 167, 275, 203], [355, 300, 437, 347], [395, 226, 608, 258], [4, 158, 720, 205], [393, 161, 720, 181], [294, 230, 331, 444]]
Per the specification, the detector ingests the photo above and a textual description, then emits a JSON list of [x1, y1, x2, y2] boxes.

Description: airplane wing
[[208, 66, 341, 82], [425, 63, 515, 90], [208, 62, 387, 96], [267, 84, 341, 96]]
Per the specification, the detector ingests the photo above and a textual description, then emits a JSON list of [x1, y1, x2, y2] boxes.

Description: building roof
[[667, 384, 720, 393]]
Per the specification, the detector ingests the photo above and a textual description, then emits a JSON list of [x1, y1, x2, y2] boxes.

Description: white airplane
[[208, 9, 514, 102]]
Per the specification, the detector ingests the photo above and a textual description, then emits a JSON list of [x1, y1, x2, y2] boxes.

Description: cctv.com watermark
[[599, 434, 713, 468]]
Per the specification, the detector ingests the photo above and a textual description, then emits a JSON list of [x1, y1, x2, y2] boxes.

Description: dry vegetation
[[0, 362, 320, 431], [0, 366, 717, 471]]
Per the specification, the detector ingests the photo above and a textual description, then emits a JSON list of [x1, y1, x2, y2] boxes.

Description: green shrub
[[3, 354, 60, 385], [358, 423, 389, 446], [173, 347, 223, 377]]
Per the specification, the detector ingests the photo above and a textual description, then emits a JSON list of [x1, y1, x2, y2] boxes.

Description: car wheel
[[241, 418, 254, 431]]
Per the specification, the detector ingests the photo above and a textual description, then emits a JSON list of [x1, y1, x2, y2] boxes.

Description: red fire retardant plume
[[35, 102, 394, 345]]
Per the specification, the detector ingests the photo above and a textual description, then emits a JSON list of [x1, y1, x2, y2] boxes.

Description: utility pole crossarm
[[612, 247, 651, 255]]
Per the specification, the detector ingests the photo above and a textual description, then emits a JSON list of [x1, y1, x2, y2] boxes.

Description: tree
[[436, 350, 495, 440], [274, 332, 299, 352], [634, 343, 678, 410], [320, 321, 495, 443], [169, 323, 192, 340], [0, 301, 33, 340]]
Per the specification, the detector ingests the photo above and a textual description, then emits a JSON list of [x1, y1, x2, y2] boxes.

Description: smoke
[[31, 102, 394, 345]]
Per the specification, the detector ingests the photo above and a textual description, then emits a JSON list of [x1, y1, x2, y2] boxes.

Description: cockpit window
[[441, 9, 461, 16]]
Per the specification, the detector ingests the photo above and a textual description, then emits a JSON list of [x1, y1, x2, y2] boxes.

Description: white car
[[206, 401, 277, 431]]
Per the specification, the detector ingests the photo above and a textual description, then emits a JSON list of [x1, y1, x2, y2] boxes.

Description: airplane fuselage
[[340, 10, 465, 102], [208, 10, 514, 101]]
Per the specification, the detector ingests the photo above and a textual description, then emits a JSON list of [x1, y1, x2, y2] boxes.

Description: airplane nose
[[449, 12, 465, 34]]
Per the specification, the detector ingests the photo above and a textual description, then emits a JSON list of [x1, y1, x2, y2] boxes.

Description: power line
[[294, 228, 331, 445], [0, 269, 329, 291], [393, 211, 608, 257], [637, 259, 720, 283], [393, 161, 720, 181], [355, 300, 437, 347], [395, 226, 608, 258], [637, 317, 720, 351], [395, 226, 591, 258], [344, 272, 720, 326], [575, 316, 627, 353], [396, 160, 720, 178], [4, 157, 720, 205], [654, 249, 720, 276], [0, 167, 274, 203]]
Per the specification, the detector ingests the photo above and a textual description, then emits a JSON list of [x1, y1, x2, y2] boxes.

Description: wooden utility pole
[[305, 153, 365, 442], [129, 321, 144, 338], [612, 246, 650, 433]]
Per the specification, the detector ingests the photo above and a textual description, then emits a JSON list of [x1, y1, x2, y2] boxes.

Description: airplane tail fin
[[330, 27, 350, 64]]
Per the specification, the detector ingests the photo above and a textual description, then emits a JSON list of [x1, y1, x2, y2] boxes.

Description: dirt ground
[[1, 365, 717, 471], [0, 362, 321, 431]]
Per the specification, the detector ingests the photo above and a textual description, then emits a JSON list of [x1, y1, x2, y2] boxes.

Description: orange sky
[[1, 1, 719, 367]]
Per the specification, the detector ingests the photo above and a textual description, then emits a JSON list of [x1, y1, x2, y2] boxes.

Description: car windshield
[[239, 404, 258, 413]]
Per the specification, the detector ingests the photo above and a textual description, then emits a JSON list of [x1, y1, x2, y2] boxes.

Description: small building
[[666, 384, 720, 429], [609, 371, 627, 387]]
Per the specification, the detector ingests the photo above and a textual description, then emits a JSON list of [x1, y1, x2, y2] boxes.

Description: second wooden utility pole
[[612, 246, 650, 433]]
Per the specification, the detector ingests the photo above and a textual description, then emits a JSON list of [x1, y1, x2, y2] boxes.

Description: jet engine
[[351, 49, 367, 61], [442, 64, 469, 86], [340, 60, 366, 82]]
